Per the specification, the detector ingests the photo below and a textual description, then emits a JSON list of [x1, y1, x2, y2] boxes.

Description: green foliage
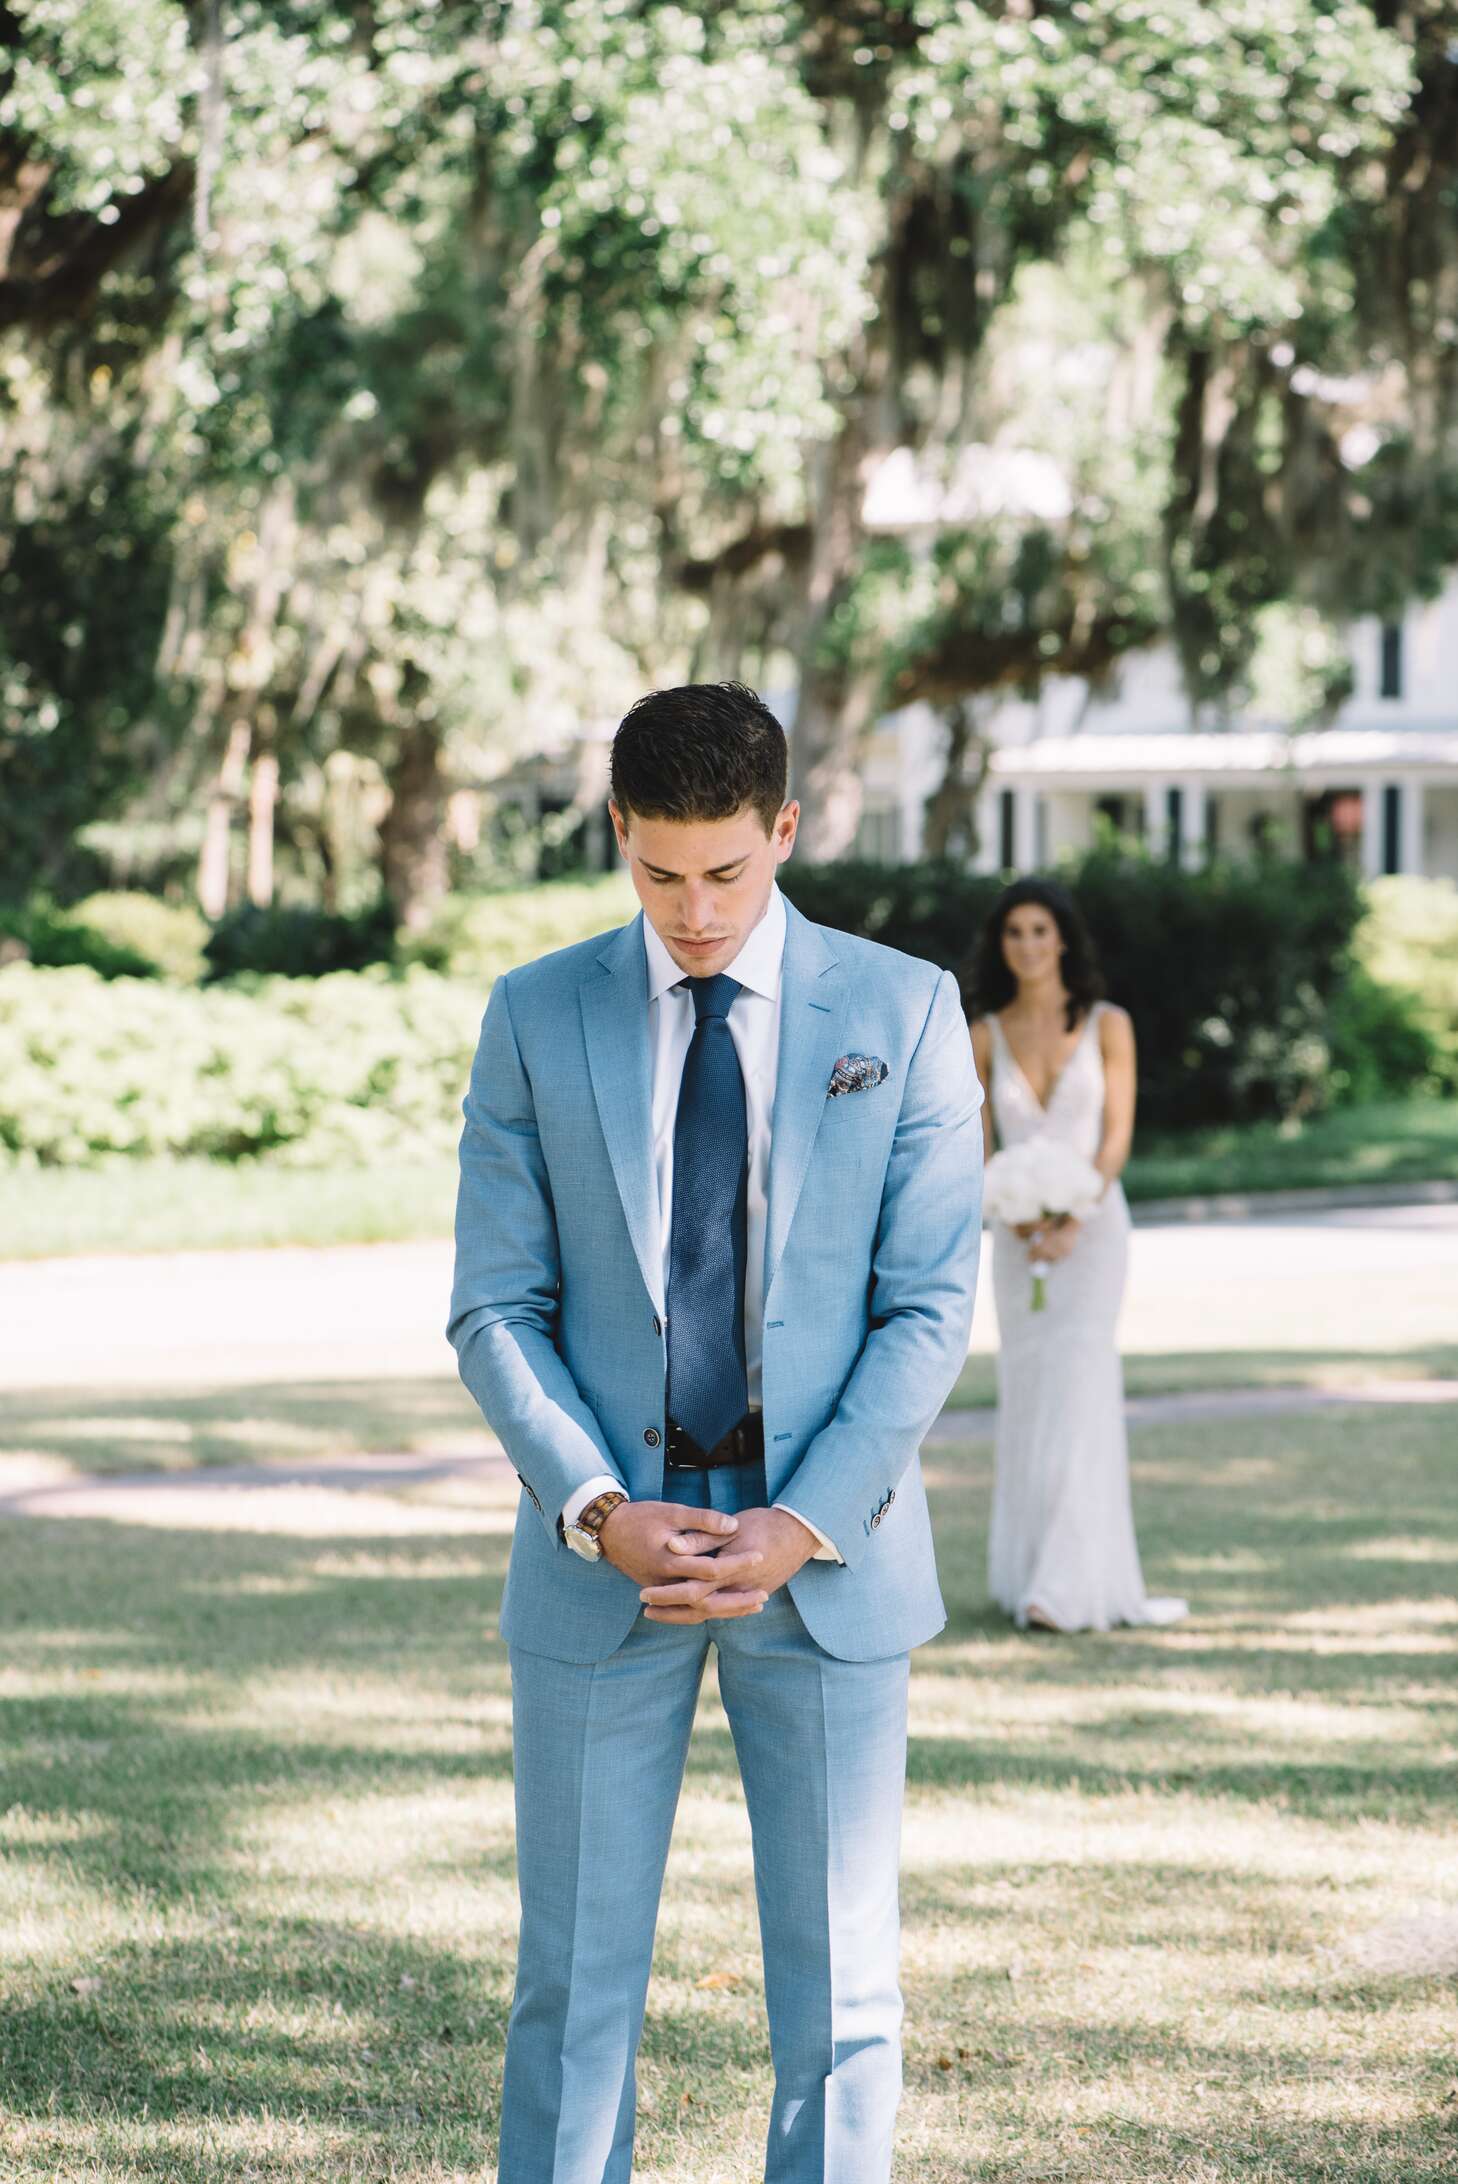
[[0, 962, 481, 1167], [783, 849, 1434, 1131], [0, 899, 153, 979], [70, 892, 209, 983], [1354, 875, 1458, 1091], [1323, 964, 1439, 1106], [202, 899, 398, 980], [401, 873, 637, 982], [1244, 603, 1356, 728], [1, 0, 1441, 908], [0, 446, 180, 897]]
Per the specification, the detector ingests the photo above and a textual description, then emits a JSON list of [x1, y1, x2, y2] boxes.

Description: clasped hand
[[598, 1500, 818, 1624]]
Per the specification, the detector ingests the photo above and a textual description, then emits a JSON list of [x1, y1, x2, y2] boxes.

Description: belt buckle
[[665, 1418, 701, 1470]]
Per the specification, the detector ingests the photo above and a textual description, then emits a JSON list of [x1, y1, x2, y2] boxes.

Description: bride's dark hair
[[969, 877, 1106, 1032]]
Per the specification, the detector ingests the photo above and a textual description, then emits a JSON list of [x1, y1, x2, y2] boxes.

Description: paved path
[[3, 1378, 1454, 1532], [4, 1199, 1456, 1395]]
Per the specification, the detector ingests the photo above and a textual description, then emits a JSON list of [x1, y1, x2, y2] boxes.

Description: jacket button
[[643, 1427, 661, 1448], [652, 1315, 662, 1337]]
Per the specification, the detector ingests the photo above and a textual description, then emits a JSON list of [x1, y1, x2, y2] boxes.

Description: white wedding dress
[[985, 1004, 1188, 1632]]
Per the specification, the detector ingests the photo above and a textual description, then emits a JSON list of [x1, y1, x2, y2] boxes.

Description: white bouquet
[[984, 1140, 1104, 1311]]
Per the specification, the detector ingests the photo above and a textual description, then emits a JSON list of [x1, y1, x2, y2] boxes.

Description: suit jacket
[[447, 899, 984, 1664]]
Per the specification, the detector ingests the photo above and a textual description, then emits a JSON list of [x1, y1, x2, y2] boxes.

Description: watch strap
[[574, 1489, 627, 1542]]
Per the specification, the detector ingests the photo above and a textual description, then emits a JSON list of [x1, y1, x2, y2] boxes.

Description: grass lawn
[[0, 1158, 462, 1260], [1126, 1097, 1458, 1205], [3, 1099, 1455, 1261], [1, 1401, 1455, 2181], [4, 1338, 1457, 1481]]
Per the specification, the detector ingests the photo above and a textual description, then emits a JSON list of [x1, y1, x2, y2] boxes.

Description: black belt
[[665, 1413, 764, 1471]]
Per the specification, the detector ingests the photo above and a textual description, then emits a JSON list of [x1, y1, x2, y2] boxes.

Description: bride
[[968, 878, 1187, 1634]]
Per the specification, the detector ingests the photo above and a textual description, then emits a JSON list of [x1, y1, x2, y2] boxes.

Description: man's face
[[610, 799, 799, 980]]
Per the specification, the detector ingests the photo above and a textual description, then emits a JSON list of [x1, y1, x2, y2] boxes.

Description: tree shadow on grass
[[948, 1341, 1458, 1410], [1, 1514, 517, 1912], [0, 1917, 511, 2178], [0, 1377, 487, 1474]]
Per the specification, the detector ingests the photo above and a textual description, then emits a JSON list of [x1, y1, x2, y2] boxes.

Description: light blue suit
[[448, 899, 982, 2181]]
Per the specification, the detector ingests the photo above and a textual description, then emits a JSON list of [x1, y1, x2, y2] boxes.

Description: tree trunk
[[246, 745, 278, 907], [378, 716, 450, 929], [197, 716, 250, 917], [786, 396, 889, 861], [790, 660, 883, 861], [922, 698, 992, 862]]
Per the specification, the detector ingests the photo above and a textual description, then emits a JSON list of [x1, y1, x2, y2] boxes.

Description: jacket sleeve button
[[643, 1427, 661, 1448]]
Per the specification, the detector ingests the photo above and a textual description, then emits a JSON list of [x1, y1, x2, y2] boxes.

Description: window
[[853, 804, 900, 863], [1304, 788, 1362, 870], [1382, 783, 1401, 874], [1379, 621, 1404, 700], [1204, 795, 1220, 857], [1093, 794, 1143, 841], [1165, 785, 1183, 860], [998, 789, 1015, 871]]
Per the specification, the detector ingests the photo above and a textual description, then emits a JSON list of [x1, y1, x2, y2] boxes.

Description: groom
[[448, 683, 983, 2183]]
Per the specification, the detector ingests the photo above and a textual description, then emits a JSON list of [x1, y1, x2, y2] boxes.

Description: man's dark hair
[[610, 682, 788, 835]]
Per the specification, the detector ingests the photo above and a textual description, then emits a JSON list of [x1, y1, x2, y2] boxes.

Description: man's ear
[[608, 800, 631, 859], [774, 800, 800, 863]]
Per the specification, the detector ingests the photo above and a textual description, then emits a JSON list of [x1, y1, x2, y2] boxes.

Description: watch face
[[564, 1524, 601, 1562]]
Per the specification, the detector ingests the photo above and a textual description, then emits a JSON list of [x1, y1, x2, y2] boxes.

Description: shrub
[[403, 872, 637, 983], [0, 899, 154, 979], [203, 897, 398, 980], [70, 892, 210, 983], [783, 847, 1434, 1131], [0, 962, 482, 1168], [1354, 875, 1458, 1091]]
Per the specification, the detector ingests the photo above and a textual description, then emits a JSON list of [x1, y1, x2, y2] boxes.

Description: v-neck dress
[[984, 1006, 1186, 1632]]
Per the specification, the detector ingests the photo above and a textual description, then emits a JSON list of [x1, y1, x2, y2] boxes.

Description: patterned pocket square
[[827, 1053, 889, 1098]]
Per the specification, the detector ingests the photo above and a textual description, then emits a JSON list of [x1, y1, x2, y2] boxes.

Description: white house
[[856, 579, 1458, 880]]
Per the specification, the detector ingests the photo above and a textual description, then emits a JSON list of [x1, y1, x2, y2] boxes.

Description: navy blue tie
[[667, 973, 749, 1454]]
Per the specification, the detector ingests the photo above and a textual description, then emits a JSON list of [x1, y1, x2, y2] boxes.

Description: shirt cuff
[[774, 1502, 843, 1564], [561, 1474, 627, 1534]]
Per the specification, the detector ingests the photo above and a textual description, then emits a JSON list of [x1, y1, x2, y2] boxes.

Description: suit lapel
[[580, 916, 665, 1315], [764, 904, 845, 1302]]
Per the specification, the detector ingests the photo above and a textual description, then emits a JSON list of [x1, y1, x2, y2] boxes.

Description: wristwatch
[[563, 1489, 628, 1562]]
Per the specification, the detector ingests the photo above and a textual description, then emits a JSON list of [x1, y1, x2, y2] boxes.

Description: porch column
[[1400, 779, 1426, 875], [1144, 779, 1170, 859], [1360, 782, 1384, 878], [1179, 780, 1206, 868], [1012, 785, 1039, 873], [970, 788, 999, 872]]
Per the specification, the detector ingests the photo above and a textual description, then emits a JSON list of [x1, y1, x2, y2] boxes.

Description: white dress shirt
[[563, 884, 840, 1561]]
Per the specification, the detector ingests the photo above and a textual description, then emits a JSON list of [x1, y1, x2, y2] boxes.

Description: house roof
[[989, 726, 1458, 784]]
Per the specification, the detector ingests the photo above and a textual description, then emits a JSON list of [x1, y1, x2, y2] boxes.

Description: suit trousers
[[500, 1460, 911, 2184]]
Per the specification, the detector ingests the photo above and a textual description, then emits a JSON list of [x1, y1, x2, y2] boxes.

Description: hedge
[[1, 855, 1441, 1172], [782, 848, 1437, 1130], [1355, 875, 1458, 1092], [0, 964, 482, 1168]]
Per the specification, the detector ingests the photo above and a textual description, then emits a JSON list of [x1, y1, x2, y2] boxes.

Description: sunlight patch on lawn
[[911, 1680, 1435, 1747], [1343, 1535, 1458, 1565], [195, 1674, 513, 1736], [1343, 1906, 1458, 1978], [901, 1795, 1457, 1887], [0, 1478, 517, 1536]]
